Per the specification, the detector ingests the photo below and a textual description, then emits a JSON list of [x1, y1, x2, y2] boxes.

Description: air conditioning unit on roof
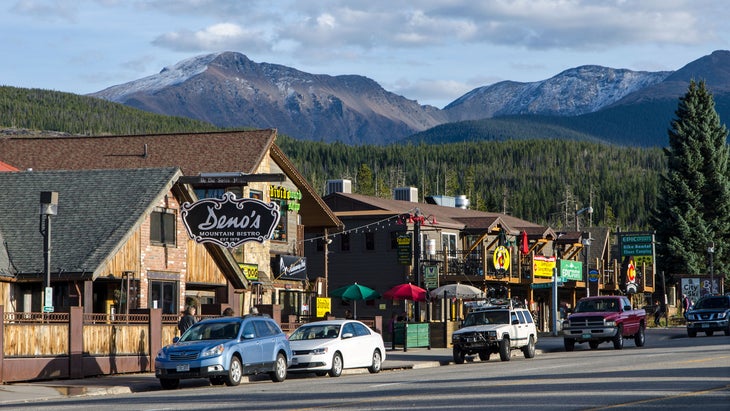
[[393, 187, 418, 202], [326, 179, 352, 195]]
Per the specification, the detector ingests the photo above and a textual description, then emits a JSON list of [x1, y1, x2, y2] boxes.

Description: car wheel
[[613, 326, 624, 350], [522, 336, 536, 359], [329, 352, 343, 377], [499, 337, 511, 361], [270, 353, 287, 382], [368, 349, 382, 374], [209, 376, 225, 385], [225, 356, 243, 386], [453, 346, 466, 364], [564, 338, 575, 352], [159, 378, 180, 390], [705, 330, 714, 337], [589, 341, 600, 350], [688, 329, 697, 338], [478, 350, 490, 361], [634, 325, 646, 347]]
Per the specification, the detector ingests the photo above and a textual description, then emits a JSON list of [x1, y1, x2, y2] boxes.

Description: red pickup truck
[[562, 295, 646, 351]]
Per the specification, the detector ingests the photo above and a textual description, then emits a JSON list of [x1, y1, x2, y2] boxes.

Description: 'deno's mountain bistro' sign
[[181, 191, 281, 248]]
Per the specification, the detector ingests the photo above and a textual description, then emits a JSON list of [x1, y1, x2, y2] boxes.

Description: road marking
[[582, 384, 730, 410]]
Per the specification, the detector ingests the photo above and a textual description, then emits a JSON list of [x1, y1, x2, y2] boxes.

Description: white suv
[[451, 302, 537, 363]]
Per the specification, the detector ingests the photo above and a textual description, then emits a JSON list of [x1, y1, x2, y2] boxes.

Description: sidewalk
[[0, 336, 563, 405]]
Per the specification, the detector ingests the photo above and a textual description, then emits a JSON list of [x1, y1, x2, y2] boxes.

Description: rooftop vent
[[393, 187, 418, 202], [326, 179, 352, 195]]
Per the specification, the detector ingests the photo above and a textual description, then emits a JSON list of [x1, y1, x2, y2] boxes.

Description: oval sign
[[493, 246, 510, 271]]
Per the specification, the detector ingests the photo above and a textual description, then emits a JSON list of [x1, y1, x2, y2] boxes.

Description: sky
[[2, 0, 729, 109]]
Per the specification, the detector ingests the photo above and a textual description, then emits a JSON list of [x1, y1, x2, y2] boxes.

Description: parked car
[[562, 295, 646, 351], [451, 300, 538, 363], [155, 315, 291, 389], [685, 295, 730, 337], [288, 320, 386, 377]]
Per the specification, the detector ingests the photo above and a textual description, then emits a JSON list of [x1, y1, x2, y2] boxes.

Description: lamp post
[[582, 233, 592, 297], [40, 191, 59, 313], [323, 230, 332, 297], [707, 242, 715, 295], [575, 206, 593, 231]]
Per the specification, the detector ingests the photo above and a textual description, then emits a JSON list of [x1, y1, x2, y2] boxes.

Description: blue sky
[[2, 0, 728, 108]]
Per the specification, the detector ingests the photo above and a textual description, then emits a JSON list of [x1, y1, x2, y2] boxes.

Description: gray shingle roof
[[0, 168, 181, 280]]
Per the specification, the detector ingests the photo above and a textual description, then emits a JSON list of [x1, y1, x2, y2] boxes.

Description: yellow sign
[[493, 246, 510, 271], [239, 263, 259, 281], [316, 297, 332, 318], [533, 255, 557, 278]]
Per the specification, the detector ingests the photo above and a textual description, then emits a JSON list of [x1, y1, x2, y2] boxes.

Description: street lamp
[[39, 191, 59, 313], [707, 242, 715, 295], [582, 233, 592, 297], [575, 206, 593, 231]]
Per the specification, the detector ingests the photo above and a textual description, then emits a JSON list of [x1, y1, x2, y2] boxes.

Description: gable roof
[[324, 192, 547, 234], [0, 160, 18, 172], [0, 130, 341, 230], [0, 168, 183, 280]]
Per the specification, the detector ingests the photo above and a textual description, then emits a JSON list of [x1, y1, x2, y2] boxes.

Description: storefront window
[[150, 280, 179, 314]]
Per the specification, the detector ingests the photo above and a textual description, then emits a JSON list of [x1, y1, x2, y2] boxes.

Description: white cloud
[[152, 23, 271, 52]]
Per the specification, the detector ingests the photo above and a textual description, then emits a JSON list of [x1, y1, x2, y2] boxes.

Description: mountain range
[[91, 50, 730, 147]]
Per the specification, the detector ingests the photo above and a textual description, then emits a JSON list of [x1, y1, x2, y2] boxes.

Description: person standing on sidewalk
[[178, 305, 197, 334]]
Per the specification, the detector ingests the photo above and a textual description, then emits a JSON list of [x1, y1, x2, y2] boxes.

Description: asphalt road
[[2, 328, 729, 410]]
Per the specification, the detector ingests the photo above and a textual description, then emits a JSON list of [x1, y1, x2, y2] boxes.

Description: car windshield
[[180, 322, 240, 342], [289, 324, 341, 340], [575, 298, 619, 312], [463, 310, 509, 326], [694, 297, 730, 310]]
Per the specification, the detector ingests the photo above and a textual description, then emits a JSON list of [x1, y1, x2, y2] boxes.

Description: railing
[[3, 311, 69, 323]]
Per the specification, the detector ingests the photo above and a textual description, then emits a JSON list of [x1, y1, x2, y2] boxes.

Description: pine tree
[[356, 163, 375, 196], [653, 80, 730, 285]]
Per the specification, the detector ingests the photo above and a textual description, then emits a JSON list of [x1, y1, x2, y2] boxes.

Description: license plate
[[702, 323, 710, 328], [176, 364, 190, 372], [582, 333, 591, 339]]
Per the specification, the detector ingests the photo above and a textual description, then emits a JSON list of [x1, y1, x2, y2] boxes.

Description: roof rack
[[467, 298, 526, 311]]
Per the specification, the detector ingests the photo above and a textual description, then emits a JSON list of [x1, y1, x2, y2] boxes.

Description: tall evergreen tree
[[653, 80, 730, 287], [356, 163, 375, 196]]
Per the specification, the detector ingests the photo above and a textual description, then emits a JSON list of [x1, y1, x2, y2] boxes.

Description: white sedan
[[288, 320, 386, 377]]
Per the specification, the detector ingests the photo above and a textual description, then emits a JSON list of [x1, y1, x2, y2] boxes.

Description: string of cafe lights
[[297, 207, 432, 244]]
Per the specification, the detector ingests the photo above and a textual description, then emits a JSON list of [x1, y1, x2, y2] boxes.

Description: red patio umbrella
[[383, 283, 427, 302]]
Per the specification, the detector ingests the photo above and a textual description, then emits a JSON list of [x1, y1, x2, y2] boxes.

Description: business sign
[[239, 263, 259, 281], [182, 191, 280, 248], [533, 255, 556, 278], [316, 297, 332, 318], [493, 246, 511, 271], [620, 233, 654, 256], [397, 234, 412, 265], [423, 265, 439, 289], [588, 269, 600, 282], [559, 259, 583, 281], [269, 185, 302, 212], [275, 255, 307, 280]]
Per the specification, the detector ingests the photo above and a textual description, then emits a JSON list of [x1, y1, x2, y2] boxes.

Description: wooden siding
[[186, 240, 226, 285], [83, 324, 149, 356], [4, 324, 69, 356], [96, 229, 141, 278]]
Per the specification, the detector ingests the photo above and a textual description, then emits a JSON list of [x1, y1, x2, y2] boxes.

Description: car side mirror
[[624, 305, 632, 311], [341, 332, 354, 339], [512, 319, 519, 325], [173, 336, 180, 343], [243, 333, 255, 340]]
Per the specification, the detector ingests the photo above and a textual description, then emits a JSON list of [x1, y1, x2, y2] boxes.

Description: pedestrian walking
[[653, 300, 664, 327], [178, 305, 197, 334]]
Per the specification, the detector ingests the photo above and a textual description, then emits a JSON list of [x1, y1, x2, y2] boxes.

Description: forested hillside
[[0, 86, 665, 230], [277, 135, 665, 230], [0, 86, 219, 135]]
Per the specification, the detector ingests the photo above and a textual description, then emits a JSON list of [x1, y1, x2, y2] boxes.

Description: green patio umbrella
[[329, 283, 381, 319]]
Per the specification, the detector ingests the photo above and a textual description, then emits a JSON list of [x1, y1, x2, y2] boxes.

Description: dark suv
[[685, 295, 730, 337]]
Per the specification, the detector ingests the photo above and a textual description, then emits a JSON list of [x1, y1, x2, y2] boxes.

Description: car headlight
[[487, 331, 497, 337], [686, 314, 696, 321], [452, 335, 462, 342], [310, 347, 328, 355], [156, 349, 167, 360], [202, 344, 225, 358], [717, 312, 727, 319], [605, 320, 616, 327]]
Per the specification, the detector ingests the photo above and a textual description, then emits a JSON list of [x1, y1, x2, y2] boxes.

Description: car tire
[[329, 352, 343, 377], [705, 330, 714, 337], [564, 338, 575, 352], [160, 378, 180, 390], [688, 329, 697, 338], [453, 346, 466, 364], [589, 341, 600, 350], [270, 353, 287, 382], [225, 356, 243, 386], [315, 372, 328, 377], [368, 349, 382, 373], [478, 350, 490, 361], [499, 337, 510, 361], [522, 336, 536, 359], [613, 326, 624, 350], [634, 325, 646, 347]]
